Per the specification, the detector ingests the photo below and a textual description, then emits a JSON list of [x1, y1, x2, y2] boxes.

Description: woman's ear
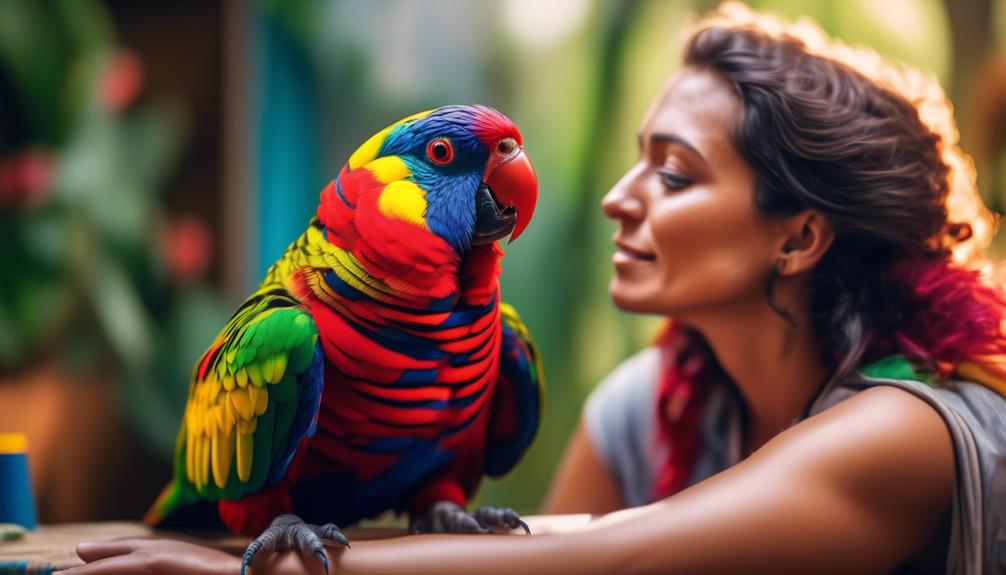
[[775, 210, 834, 276]]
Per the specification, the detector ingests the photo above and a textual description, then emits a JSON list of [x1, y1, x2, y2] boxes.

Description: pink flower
[[100, 50, 144, 113], [162, 216, 213, 284], [0, 149, 56, 209]]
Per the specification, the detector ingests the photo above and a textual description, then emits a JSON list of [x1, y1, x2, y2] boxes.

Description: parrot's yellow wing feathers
[[180, 301, 320, 500]]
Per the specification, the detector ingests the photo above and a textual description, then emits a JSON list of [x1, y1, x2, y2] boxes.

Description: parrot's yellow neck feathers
[[378, 181, 429, 229], [366, 156, 412, 184]]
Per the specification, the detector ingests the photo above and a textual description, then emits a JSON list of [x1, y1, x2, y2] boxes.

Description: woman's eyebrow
[[645, 132, 708, 164]]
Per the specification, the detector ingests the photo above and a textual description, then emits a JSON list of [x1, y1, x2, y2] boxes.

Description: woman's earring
[[775, 257, 787, 274]]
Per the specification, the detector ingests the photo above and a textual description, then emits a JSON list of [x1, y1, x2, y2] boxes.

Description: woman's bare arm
[[539, 421, 625, 514]]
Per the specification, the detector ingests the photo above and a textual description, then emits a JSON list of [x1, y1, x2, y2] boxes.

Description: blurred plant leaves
[[0, 0, 227, 458]]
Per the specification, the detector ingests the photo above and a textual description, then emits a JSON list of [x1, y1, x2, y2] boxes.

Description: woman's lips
[[613, 239, 656, 263]]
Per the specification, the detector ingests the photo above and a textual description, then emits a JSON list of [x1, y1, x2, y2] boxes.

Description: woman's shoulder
[[807, 356, 1005, 495], [793, 384, 955, 470], [754, 383, 956, 558], [823, 356, 1006, 451], [808, 356, 1006, 573], [776, 370, 956, 478]]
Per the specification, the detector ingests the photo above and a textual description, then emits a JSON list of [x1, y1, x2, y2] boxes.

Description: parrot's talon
[[472, 505, 530, 534], [317, 522, 351, 548], [315, 549, 329, 574], [242, 514, 347, 574], [517, 518, 531, 535], [413, 501, 530, 535], [240, 541, 261, 575]]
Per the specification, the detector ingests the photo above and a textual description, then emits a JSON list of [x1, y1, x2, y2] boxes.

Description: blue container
[[0, 433, 36, 530]]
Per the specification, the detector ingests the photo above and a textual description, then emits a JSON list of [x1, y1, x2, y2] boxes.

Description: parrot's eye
[[426, 138, 454, 165], [497, 138, 517, 156]]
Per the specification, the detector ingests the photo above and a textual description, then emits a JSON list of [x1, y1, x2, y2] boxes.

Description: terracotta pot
[[0, 363, 170, 523]]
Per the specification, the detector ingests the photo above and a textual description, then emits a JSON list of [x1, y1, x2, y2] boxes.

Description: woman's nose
[[601, 169, 645, 221]]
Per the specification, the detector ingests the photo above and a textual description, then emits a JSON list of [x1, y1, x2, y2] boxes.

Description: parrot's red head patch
[[469, 105, 523, 150]]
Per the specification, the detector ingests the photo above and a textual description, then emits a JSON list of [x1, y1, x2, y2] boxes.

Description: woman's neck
[[680, 287, 831, 456]]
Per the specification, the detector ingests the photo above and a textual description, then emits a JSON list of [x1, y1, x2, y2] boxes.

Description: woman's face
[[603, 67, 780, 317]]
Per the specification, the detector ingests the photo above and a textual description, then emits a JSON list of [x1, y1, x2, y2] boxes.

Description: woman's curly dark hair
[[686, 24, 954, 377]]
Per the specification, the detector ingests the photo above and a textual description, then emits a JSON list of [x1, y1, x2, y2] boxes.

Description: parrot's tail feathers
[[143, 481, 224, 531], [142, 481, 177, 526]]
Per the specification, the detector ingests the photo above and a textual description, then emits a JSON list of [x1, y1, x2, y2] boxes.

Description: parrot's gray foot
[[241, 513, 349, 575], [410, 501, 530, 535]]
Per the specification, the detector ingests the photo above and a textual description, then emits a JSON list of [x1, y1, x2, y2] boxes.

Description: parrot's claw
[[240, 513, 349, 575], [473, 507, 531, 534], [410, 501, 531, 535]]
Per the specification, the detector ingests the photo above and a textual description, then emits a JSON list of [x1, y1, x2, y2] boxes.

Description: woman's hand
[[54, 538, 243, 575]]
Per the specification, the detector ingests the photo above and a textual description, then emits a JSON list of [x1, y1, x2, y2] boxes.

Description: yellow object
[[237, 433, 253, 482], [211, 428, 234, 489], [366, 156, 412, 184], [378, 180, 429, 228], [0, 523, 27, 541], [0, 433, 27, 454], [957, 361, 1006, 398], [328, 248, 390, 300]]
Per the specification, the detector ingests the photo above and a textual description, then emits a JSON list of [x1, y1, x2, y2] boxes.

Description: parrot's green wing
[[183, 300, 320, 497], [147, 223, 346, 526], [146, 289, 322, 523]]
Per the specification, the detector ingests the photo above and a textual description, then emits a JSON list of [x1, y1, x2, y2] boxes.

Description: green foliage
[[0, 0, 229, 459]]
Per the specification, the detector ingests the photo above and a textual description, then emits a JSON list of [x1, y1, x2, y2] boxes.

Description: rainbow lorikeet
[[144, 105, 543, 572]]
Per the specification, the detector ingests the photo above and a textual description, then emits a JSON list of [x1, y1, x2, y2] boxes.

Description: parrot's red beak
[[484, 147, 537, 243]]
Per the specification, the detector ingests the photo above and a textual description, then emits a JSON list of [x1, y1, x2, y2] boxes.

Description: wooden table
[[1, 523, 163, 569]]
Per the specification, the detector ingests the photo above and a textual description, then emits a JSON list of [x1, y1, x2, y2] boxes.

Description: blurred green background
[[2, 0, 1006, 523]]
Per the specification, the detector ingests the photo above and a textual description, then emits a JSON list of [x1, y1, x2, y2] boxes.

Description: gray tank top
[[584, 348, 1006, 574]]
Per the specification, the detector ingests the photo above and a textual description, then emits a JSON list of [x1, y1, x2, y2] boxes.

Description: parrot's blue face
[[377, 105, 538, 253]]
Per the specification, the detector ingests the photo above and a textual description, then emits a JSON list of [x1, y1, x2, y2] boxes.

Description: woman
[[58, 4, 1006, 574]]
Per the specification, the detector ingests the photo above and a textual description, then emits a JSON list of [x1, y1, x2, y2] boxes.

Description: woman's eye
[[657, 169, 693, 190]]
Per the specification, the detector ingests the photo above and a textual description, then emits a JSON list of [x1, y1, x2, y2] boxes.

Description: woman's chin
[[609, 281, 658, 313]]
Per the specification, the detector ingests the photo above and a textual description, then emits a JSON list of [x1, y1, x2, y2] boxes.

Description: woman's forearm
[[316, 504, 697, 575], [307, 481, 845, 575], [324, 530, 628, 575]]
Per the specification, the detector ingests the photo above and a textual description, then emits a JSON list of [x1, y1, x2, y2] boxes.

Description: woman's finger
[[54, 554, 145, 575], [76, 538, 153, 561]]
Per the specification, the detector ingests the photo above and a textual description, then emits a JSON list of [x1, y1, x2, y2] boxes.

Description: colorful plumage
[[144, 106, 543, 564]]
